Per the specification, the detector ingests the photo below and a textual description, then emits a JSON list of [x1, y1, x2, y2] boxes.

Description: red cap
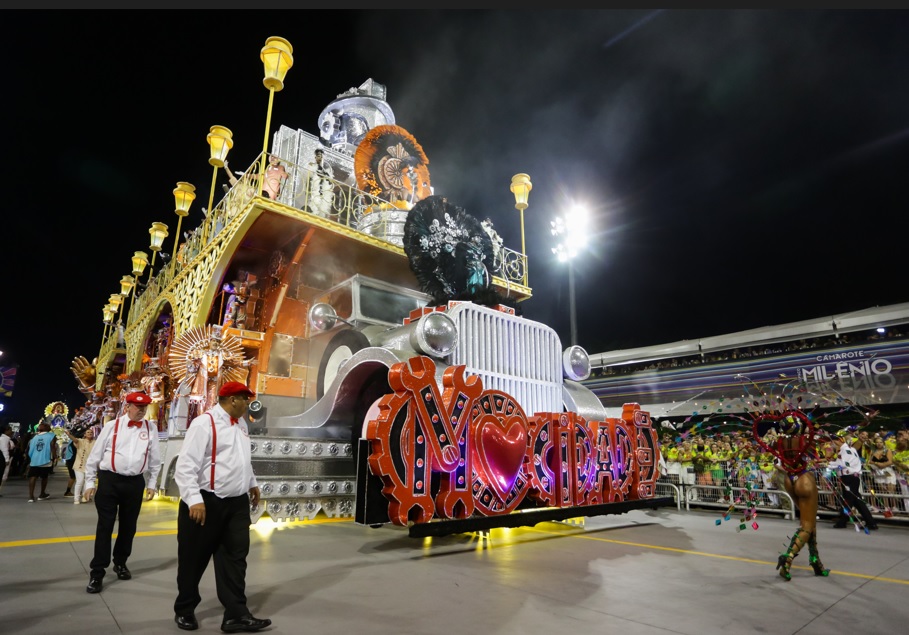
[[125, 392, 152, 405], [218, 381, 255, 399]]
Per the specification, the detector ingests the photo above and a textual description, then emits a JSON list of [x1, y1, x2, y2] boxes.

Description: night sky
[[3, 10, 908, 424]]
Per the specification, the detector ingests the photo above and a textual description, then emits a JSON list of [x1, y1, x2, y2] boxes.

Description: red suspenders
[[139, 420, 150, 474], [208, 413, 217, 491], [111, 418, 120, 473], [110, 417, 150, 474]]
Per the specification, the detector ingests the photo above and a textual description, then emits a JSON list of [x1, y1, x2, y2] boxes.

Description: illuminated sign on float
[[366, 356, 660, 526]]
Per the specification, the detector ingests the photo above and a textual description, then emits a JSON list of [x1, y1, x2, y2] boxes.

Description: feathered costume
[[354, 124, 432, 203], [403, 195, 511, 307]]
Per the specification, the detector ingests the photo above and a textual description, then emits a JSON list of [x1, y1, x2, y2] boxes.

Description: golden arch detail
[[117, 209, 260, 375]]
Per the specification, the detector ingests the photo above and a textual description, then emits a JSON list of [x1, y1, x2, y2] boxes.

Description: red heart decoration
[[472, 415, 527, 502], [752, 410, 814, 472]]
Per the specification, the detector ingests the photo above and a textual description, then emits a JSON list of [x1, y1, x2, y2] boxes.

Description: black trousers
[[836, 473, 875, 526], [174, 490, 251, 620], [90, 470, 146, 576]]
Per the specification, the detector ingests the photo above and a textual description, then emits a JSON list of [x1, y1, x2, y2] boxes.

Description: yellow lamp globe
[[510, 174, 532, 211], [131, 251, 149, 277], [149, 222, 169, 252], [207, 126, 234, 168], [118, 276, 134, 297], [260, 36, 293, 92], [173, 182, 196, 217]]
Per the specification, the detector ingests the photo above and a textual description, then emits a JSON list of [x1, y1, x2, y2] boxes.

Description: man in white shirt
[[828, 433, 878, 530], [0, 424, 14, 495], [83, 391, 161, 593], [172, 381, 270, 633]]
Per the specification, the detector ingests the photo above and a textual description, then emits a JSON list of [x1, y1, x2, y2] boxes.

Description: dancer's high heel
[[776, 527, 809, 581], [776, 553, 793, 581], [809, 555, 830, 577], [807, 531, 829, 577]]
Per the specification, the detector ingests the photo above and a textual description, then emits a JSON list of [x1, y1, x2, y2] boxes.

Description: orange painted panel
[[257, 375, 304, 398], [273, 297, 309, 335]]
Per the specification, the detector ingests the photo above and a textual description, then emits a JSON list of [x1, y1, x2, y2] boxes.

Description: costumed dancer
[[262, 153, 288, 201], [762, 412, 830, 581], [140, 360, 167, 433], [307, 148, 335, 217], [88, 391, 107, 432]]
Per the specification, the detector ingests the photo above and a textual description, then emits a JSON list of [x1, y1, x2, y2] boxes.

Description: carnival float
[[68, 36, 668, 535]]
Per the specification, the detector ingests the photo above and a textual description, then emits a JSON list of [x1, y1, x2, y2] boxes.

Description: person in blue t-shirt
[[27, 422, 58, 502]]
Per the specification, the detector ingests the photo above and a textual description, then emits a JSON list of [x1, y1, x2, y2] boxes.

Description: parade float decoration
[[0, 366, 16, 399], [167, 325, 249, 430], [41, 401, 69, 444], [72, 36, 666, 533], [354, 124, 432, 246]]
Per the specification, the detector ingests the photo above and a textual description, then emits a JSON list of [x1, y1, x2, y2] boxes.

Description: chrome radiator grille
[[445, 303, 563, 416]]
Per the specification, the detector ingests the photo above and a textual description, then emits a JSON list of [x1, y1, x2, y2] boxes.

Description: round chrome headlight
[[308, 302, 339, 331], [411, 312, 458, 358], [562, 345, 590, 381]]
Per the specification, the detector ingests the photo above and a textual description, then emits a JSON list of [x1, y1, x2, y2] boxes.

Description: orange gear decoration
[[366, 357, 482, 525], [586, 418, 635, 505], [364, 357, 661, 526], [354, 124, 431, 203], [526, 411, 598, 507], [623, 403, 661, 500]]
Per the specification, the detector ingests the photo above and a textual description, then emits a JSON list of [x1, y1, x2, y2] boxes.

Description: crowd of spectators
[[656, 426, 909, 514], [0, 424, 78, 489]]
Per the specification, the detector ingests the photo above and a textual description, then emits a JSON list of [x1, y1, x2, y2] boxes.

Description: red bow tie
[[230, 417, 239, 426], [127, 421, 143, 429]]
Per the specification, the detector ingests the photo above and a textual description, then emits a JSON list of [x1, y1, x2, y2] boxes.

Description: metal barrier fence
[[659, 460, 909, 523]]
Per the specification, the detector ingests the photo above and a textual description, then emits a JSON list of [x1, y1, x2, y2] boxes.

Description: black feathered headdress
[[404, 195, 511, 307]]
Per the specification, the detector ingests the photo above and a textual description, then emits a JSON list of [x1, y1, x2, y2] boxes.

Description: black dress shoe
[[221, 614, 272, 633], [175, 614, 199, 631], [86, 577, 103, 594], [113, 564, 132, 580]]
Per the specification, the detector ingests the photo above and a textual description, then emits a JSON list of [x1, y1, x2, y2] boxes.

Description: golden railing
[[126, 151, 530, 327]]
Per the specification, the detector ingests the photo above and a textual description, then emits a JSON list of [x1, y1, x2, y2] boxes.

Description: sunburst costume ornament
[[354, 124, 432, 204], [44, 401, 69, 418], [41, 401, 70, 439], [168, 325, 247, 412], [168, 325, 246, 384]]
